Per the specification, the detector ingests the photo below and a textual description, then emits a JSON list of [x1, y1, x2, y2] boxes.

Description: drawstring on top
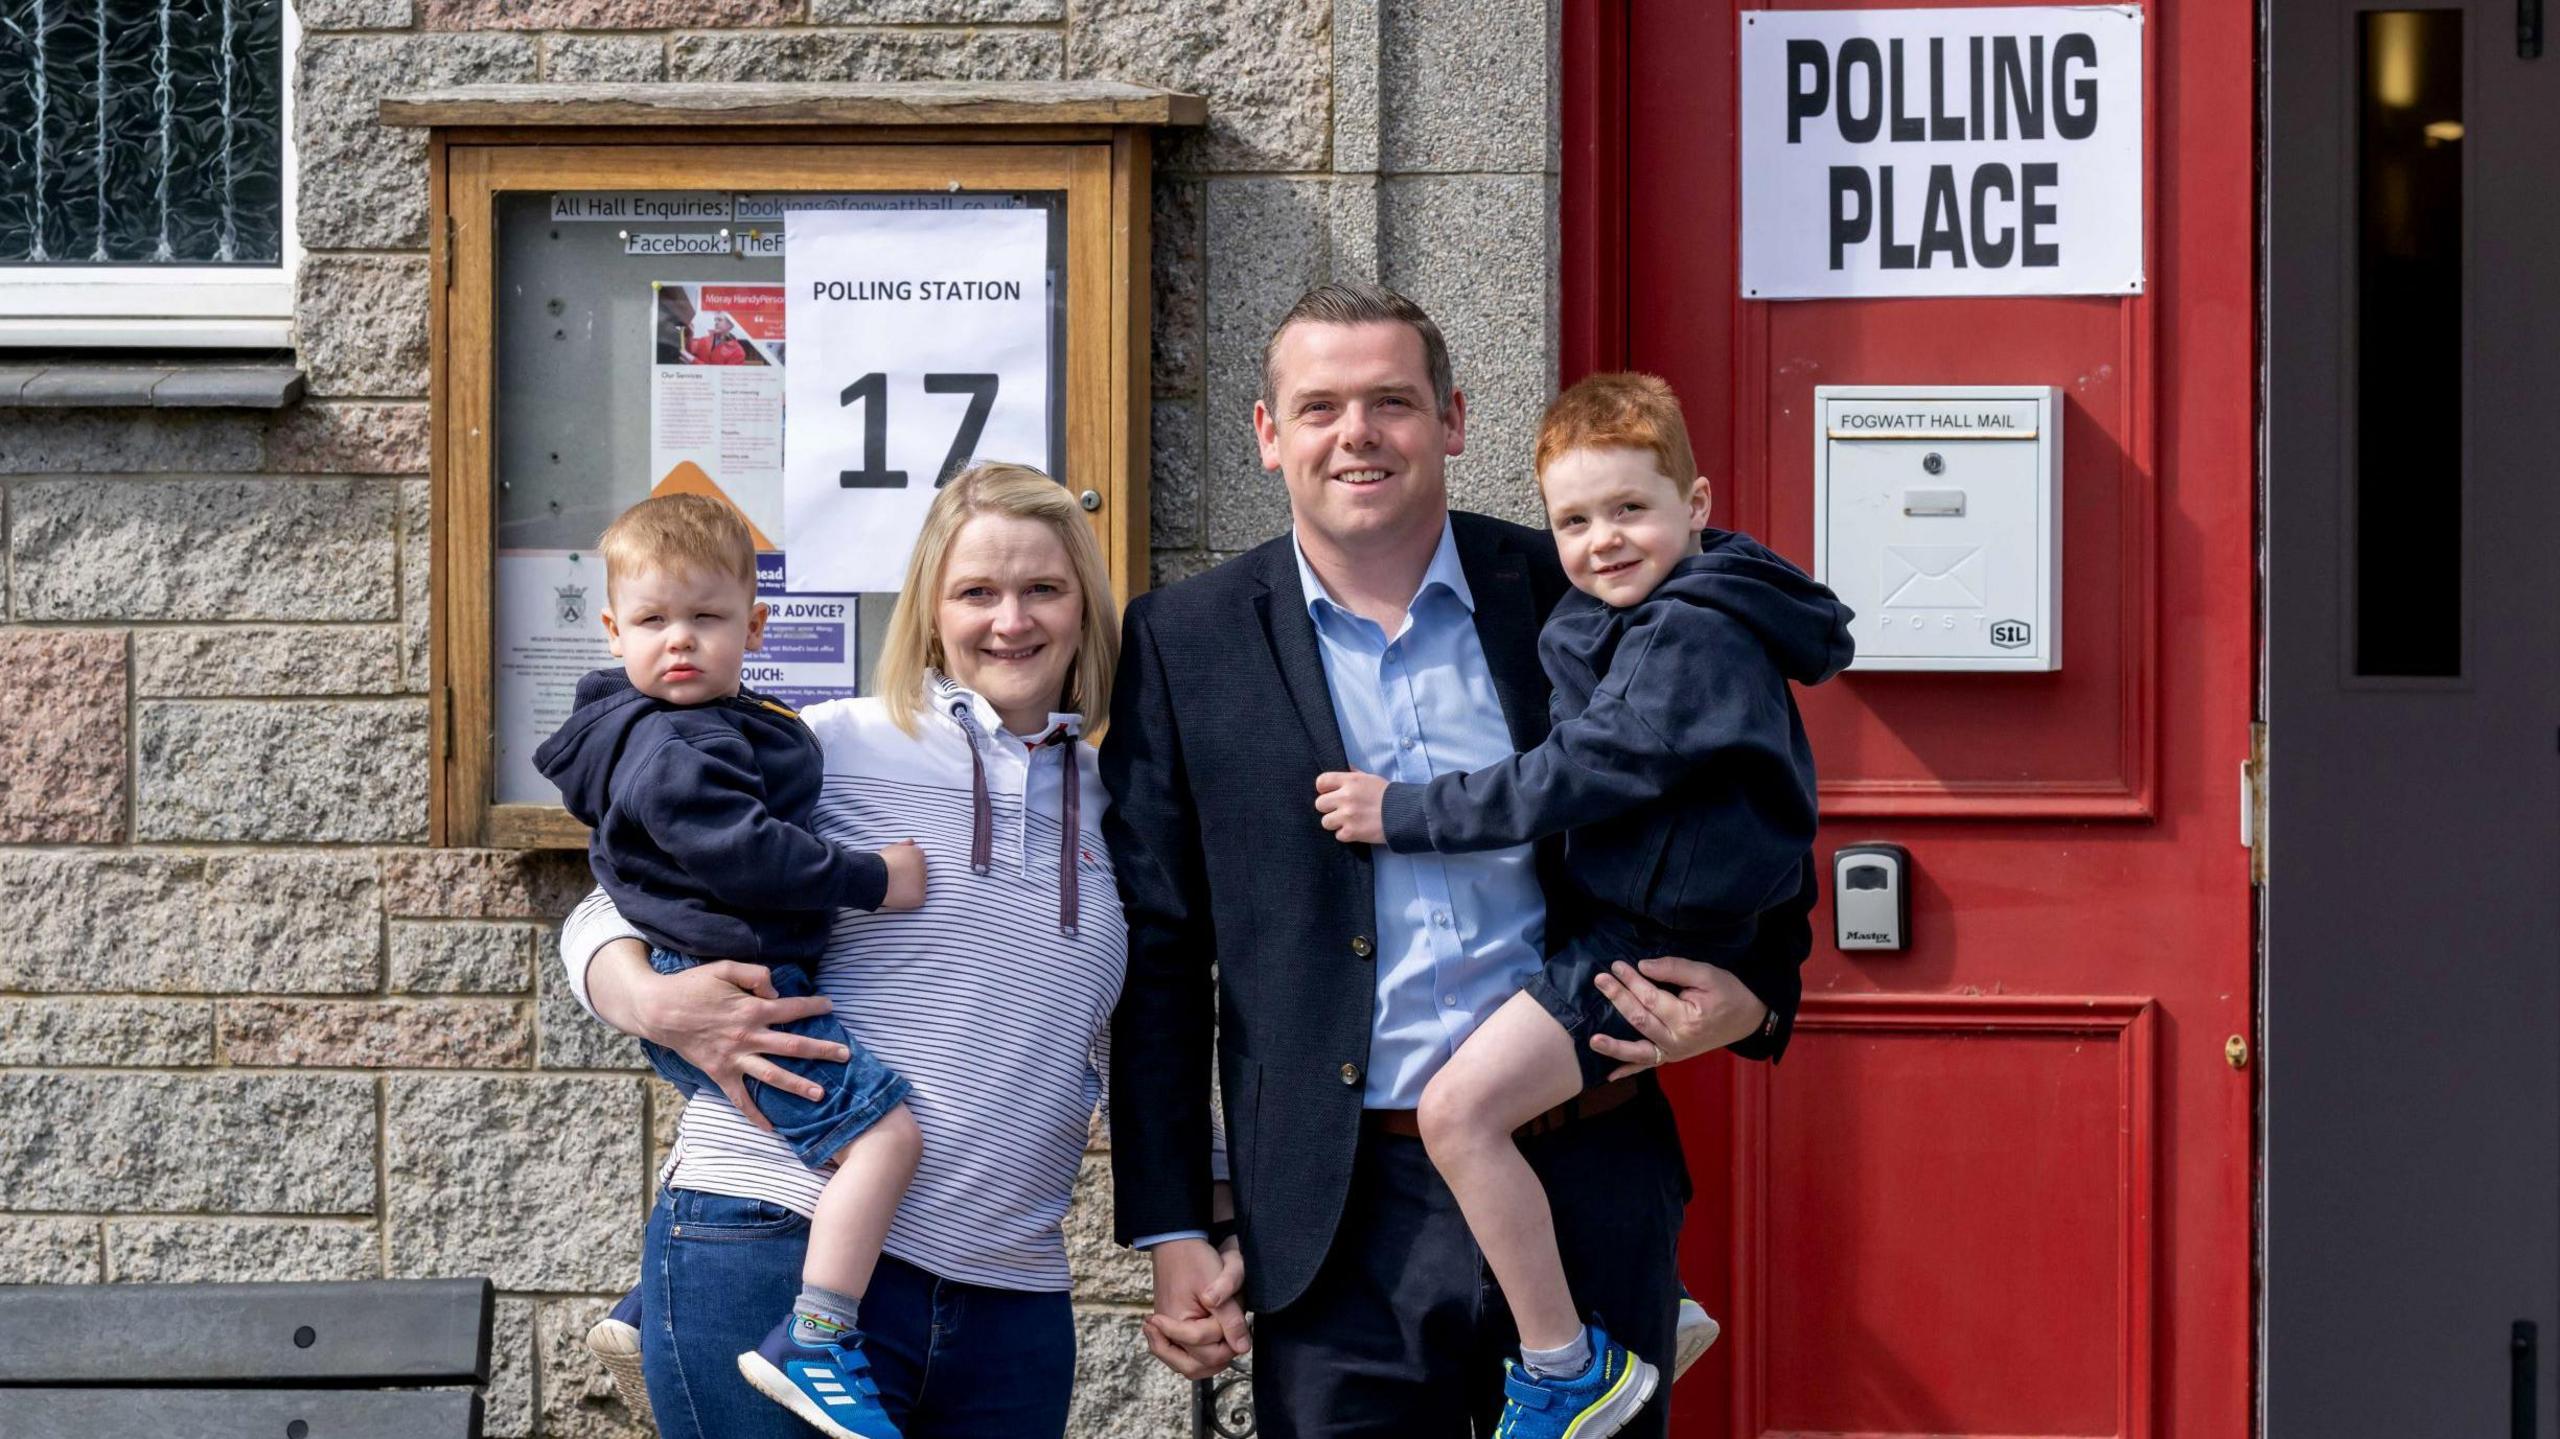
[[1033, 726, 1080, 938], [945, 684, 1081, 937], [960, 712, 996, 877]]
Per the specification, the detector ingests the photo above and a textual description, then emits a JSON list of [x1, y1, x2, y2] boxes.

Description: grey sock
[[1519, 1327, 1594, 1381], [788, 1282, 862, 1348]]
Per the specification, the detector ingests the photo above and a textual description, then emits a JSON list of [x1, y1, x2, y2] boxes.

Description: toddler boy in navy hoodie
[[1314, 374, 1853, 1439], [534, 492, 923, 1439]]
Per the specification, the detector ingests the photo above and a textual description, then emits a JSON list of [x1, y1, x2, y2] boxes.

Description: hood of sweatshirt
[[531, 668, 665, 830], [1651, 529, 1857, 686]]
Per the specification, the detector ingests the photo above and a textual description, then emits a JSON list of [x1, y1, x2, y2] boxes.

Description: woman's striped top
[[560, 675, 1125, 1293]]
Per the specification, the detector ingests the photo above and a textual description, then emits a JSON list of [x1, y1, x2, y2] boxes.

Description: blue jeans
[[639, 1187, 1077, 1439], [641, 946, 909, 1167]]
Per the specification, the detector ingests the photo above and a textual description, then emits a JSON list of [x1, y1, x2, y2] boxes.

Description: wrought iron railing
[[1191, 1357, 1255, 1438]]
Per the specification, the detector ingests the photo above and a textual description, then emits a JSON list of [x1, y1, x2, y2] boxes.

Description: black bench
[[0, 1277, 494, 1439]]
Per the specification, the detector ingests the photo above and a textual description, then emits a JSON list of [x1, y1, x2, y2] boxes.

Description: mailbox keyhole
[[1921, 452, 1946, 475]]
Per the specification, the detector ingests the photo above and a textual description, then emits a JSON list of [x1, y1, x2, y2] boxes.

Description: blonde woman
[[559, 465, 1133, 1439]]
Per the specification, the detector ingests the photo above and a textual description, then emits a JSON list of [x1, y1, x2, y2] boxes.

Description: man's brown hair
[[597, 493, 758, 600], [1259, 281, 1455, 413], [1534, 371, 1698, 490]]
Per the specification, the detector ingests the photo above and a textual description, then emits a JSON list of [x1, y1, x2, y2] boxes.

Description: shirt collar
[[927, 669, 1001, 737], [1289, 517, 1476, 623], [925, 669, 1081, 746]]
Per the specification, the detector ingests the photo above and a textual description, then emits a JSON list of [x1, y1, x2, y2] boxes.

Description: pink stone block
[[0, 630, 127, 843], [266, 402, 432, 476], [219, 998, 533, 1068], [379, 848, 592, 919]]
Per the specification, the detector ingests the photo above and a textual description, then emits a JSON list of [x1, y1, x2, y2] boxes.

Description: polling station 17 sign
[[783, 208, 1051, 593], [1740, 5, 2143, 299]]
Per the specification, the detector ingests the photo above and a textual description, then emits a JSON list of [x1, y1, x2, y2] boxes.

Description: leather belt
[[1364, 1074, 1643, 1142]]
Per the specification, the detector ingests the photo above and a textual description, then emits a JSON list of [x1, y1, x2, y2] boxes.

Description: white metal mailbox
[[1813, 384, 2062, 672]]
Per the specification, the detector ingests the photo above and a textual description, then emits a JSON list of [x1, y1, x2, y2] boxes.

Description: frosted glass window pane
[[0, 0, 282, 265]]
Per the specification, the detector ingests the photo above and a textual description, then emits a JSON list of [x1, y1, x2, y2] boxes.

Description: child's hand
[[1313, 771, 1389, 845], [878, 841, 927, 910]]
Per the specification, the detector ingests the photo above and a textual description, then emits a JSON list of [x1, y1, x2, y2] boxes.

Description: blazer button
[[1350, 935, 1374, 958], [1340, 1062, 1362, 1086]]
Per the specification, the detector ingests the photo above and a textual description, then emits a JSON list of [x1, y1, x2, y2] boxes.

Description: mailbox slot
[[1814, 385, 2063, 672]]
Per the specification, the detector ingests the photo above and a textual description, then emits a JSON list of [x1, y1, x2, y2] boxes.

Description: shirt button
[[1340, 1062, 1362, 1086], [1433, 910, 1451, 928], [1350, 935, 1374, 958], [1399, 736, 1416, 751], [1443, 995, 1458, 1007]]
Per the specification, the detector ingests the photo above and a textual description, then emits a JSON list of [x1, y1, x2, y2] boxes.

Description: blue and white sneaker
[[584, 1288, 653, 1427], [737, 1319, 904, 1439], [1673, 1288, 1721, 1381], [1494, 1323, 1659, 1439]]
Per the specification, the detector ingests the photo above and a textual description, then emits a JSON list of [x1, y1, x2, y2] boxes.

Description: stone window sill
[[0, 363, 305, 410]]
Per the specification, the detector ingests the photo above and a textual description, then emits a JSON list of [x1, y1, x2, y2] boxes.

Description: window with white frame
[[0, 0, 298, 348]]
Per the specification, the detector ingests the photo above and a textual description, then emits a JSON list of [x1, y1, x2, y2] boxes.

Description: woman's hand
[[1144, 1236, 1249, 1379], [1590, 957, 1771, 1080], [587, 938, 847, 1129], [1313, 771, 1389, 844]]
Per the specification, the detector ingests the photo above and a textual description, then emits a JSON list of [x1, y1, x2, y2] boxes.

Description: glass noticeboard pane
[[487, 188, 1070, 807]]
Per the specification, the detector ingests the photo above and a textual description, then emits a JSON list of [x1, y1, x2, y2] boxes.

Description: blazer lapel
[[1251, 545, 1352, 775], [1460, 535, 1552, 753]]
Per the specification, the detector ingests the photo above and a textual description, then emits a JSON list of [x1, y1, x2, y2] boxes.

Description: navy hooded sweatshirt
[[533, 669, 888, 968], [1379, 529, 1854, 935]]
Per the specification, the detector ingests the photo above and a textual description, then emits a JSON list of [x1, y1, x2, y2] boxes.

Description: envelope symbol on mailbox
[[1881, 545, 1985, 609]]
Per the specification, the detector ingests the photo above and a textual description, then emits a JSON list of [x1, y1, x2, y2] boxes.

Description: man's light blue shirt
[[1294, 520, 1548, 1109]]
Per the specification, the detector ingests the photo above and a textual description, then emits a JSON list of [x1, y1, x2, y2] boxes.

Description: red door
[[1565, 3, 2255, 1436]]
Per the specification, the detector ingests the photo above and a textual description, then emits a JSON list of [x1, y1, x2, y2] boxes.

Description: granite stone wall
[[0, 2, 1558, 1433]]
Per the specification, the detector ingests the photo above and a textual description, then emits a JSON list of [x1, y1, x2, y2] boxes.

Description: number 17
[[836, 372, 1000, 490]]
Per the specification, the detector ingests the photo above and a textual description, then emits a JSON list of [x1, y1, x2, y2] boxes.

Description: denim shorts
[[1525, 910, 1758, 1089], [641, 947, 910, 1169]]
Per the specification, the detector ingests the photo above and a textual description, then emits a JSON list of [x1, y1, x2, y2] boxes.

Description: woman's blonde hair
[[875, 462, 1120, 737]]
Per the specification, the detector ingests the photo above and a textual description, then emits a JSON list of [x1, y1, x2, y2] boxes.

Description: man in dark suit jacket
[[1103, 283, 1796, 1437]]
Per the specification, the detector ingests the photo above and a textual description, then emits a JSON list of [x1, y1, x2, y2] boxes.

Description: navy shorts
[[640, 947, 910, 1169], [1524, 910, 1758, 1090]]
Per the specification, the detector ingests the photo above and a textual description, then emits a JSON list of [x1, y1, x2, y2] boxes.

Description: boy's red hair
[[1534, 372, 1698, 488]]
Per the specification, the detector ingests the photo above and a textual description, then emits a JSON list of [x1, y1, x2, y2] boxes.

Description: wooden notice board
[[392, 83, 1203, 848]]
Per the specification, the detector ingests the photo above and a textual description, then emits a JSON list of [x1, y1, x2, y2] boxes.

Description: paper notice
[[651, 281, 787, 547], [492, 549, 617, 807], [782, 208, 1051, 593]]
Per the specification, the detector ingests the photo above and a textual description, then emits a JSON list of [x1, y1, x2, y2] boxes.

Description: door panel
[[2267, 0, 2560, 1432], [1569, 2, 2256, 1434], [1741, 999, 2155, 1439]]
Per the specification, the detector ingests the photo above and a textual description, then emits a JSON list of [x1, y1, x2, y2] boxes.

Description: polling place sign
[[1740, 5, 2143, 298]]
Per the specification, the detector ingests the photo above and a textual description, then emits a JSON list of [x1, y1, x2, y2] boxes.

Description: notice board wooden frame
[[397, 83, 1203, 849]]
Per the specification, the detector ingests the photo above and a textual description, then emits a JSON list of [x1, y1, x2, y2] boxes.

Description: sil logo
[[1990, 619, 2032, 649]]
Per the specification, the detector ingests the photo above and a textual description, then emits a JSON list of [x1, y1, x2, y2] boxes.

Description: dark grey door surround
[[2268, 1, 2560, 1433]]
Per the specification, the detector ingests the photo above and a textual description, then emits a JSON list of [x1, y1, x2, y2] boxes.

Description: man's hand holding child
[[1313, 771, 1390, 844]]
